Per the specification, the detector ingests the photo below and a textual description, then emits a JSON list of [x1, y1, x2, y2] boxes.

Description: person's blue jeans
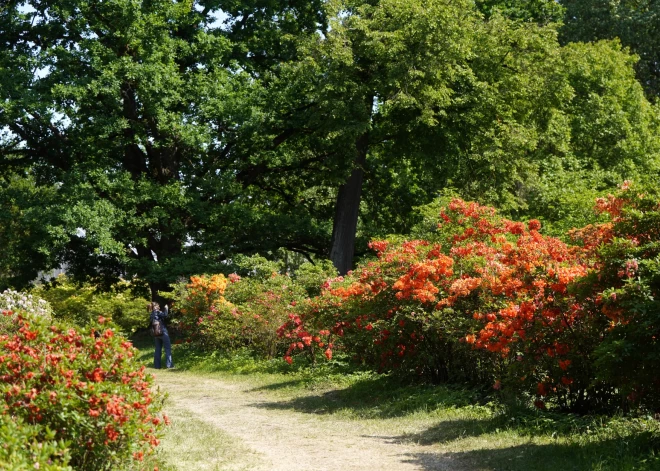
[[154, 331, 173, 369]]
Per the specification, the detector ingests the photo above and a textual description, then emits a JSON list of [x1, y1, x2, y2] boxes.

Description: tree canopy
[[1, 0, 659, 293], [561, 0, 660, 100]]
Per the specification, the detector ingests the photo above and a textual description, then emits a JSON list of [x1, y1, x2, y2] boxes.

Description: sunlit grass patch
[[144, 393, 261, 471]]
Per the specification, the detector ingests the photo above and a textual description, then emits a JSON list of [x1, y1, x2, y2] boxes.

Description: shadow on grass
[[394, 411, 595, 445], [400, 435, 660, 471], [252, 373, 660, 470], [254, 374, 480, 419], [247, 380, 308, 392], [399, 417, 501, 445]]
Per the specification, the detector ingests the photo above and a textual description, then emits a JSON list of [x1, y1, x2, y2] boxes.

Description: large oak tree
[[0, 0, 325, 298], [1, 0, 658, 290]]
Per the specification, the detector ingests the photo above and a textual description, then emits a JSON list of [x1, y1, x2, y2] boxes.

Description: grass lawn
[[134, 334, 660, 471]]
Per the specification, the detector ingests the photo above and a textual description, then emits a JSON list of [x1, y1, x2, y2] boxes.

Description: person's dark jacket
[[148, 305, 169, 331]]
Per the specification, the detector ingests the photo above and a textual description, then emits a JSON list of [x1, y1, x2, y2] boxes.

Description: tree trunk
[[150, 280, 170, 305], [329, 132, 369, 275]]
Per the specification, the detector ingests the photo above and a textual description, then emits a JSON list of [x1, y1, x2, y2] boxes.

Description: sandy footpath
[[154, 372, 461, 471]]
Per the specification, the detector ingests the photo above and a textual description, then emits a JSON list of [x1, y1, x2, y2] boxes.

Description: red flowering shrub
[[571, 182, 660, 410], [0, 310, 167, 470], [280, 199, 595, 397]]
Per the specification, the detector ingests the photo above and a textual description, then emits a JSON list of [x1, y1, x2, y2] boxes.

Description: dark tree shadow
[[400, 436, 660, 471], [247, 380, 307, 392], [396, 417, 503, 445], [253, 375, 479, 419], [251, 376, 659, 470]]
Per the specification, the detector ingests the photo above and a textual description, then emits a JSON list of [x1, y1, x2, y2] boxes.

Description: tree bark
[[329, 131, 369, 275], [150, 281, 170, 305]]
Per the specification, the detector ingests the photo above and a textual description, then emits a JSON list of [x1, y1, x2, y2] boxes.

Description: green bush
[[0, 414, 72, 471], [167, 261, 337, 358], [33, 275, 150, 334]]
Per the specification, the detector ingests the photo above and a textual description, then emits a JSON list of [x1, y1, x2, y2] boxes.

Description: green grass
[[143, 394, 261, 471], [135, 336, 660, 471]]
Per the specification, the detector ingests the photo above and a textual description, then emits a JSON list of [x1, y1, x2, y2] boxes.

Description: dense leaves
[[167, 259, 337, 357], [2, 0, 659, 286], [33, 276, 151, 334], [572, 183, 660, 409], [561, 0, 660, 100], [0, 414, 72, 471]]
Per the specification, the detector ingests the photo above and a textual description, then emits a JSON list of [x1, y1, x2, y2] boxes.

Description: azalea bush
[[0, 309, 167, 470], [280, 199, 594, 394], [167, 274, 230, 343], [279, 191, 660, 412], [571, 183, 660, 410], [168, 261, 337, 358]]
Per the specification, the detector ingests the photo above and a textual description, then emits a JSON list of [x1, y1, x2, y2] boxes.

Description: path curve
[[154, 372, 459, 471]]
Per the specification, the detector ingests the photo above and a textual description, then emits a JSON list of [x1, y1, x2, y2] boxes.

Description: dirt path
[[153, 372, 460, 471]]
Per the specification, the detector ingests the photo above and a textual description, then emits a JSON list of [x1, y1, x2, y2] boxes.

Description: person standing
[[149, 302, 174, 369]]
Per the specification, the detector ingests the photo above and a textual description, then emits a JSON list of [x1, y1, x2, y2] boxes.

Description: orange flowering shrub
[[171, 274, 229, 341], [168, 191, 660, 412], [0, 309, 167, 470], [277, 198, 619, 410]]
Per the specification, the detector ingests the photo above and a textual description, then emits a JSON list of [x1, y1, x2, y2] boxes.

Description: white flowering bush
[[0, 289, 52, 318]]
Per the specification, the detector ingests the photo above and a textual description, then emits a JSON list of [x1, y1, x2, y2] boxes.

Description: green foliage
[[0, 309, 167, 470], [0, 0, 301, 295], [221, 272, 308, 358], [561, 0, 660, 100], [292, 260, 338, 297], [1, 0, 660, 287], [0, 415, 72, 471], [230, 254, 284, 281], [475, 0, 565, 24], [33, 276, 150, 334], [0, 173, 64, 289], [167, 259, 336, 358]]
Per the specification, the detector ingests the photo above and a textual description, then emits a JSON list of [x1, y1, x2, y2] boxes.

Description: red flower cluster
[[276, 198, 603, 401], [0, 311, 167, 469]]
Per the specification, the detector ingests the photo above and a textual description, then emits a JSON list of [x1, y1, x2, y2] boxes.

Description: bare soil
[[153, 371, 462, 471]]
